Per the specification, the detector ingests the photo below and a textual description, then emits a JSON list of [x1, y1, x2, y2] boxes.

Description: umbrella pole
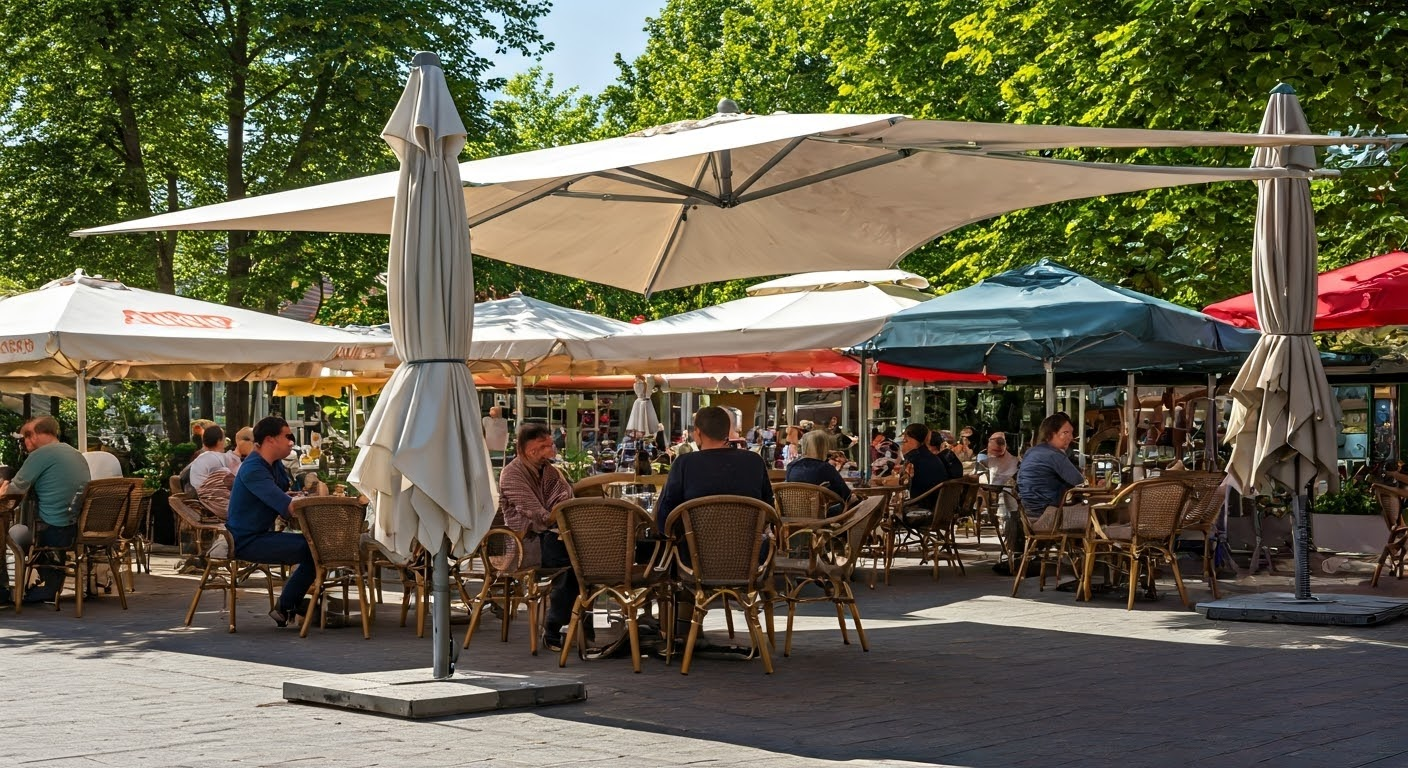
[[432, 536, 454, 678], [1126, 372, 1137, 477], [1291, 465, 1314, 601], [949, 386, 957, 437], [347, 384, 358, 443], [1044, 360, 1055, 417], [1206, 374, 1218, 471], [859, 354, 871, 483], [76, 369, 87, 451], [1077, 386, 1087, 472], [515, 364, 526, 434]]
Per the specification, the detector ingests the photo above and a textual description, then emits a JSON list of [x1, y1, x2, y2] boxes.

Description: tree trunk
[[158, 382, 190, 444], [198, 383, 214, 422]]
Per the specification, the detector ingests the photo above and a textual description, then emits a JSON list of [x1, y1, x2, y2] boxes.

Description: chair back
[[168, 475, 185, 497], [1173, 472, 1226, 533], [571, 472, 636, 498], [121, 487, 155, 539], [1124, 478, 1190, 540], [554, 498, 655, 588], [668, 495, 779, 588], [772, 482, 844, 521], [477, 527, 529, 577], [1372, 483, 1405, 529], [927, 478, 969, 530], [78, 478, 143, 540], [767, 468, 787, 483], [290, 497, 368, 569], [826, 494, 888, 578]]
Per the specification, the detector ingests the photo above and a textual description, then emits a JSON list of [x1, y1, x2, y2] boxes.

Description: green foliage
[[1311, 479, 1379, 515], [556, 447, 594, 483]]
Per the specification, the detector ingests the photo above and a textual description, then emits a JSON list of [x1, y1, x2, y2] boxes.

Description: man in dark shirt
[[655, 406, 774, 532], [929, 430, 966, 479], [882, 423, 953, 509], [226, 416, 316, 628]]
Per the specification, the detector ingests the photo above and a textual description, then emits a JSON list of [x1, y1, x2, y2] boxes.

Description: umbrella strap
[[406, 358, 466, 365]]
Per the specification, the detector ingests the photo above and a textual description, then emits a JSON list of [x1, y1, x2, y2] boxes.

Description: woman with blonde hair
[[784, 428, 854, 512]]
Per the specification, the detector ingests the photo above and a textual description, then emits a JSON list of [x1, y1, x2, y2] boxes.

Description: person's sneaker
[[269, 607, 294, 628], [541, 630, 564, 652]]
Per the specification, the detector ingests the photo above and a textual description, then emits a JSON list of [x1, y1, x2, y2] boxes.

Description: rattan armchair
[[916, 477, 976, 581], [771, 494, 886, 657], [772, 482, 845, 553], [461, 527, 564, 655], [172, 495, 277, 633], [1010, 487, 1091, 597], [570, 472, 637, 498], [554, 498, 672, 673], [665, 495, 780, 675], [19, 477, 141, 617], [1170, 472, 1228, 598], [117, 486, 155, 592], [1371, 483, 1408, 587], [1081, 477, 1191, 609], [1, 490, 26, 612], [290, 497, 372, 639]]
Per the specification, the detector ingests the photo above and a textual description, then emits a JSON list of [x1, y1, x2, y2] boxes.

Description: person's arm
[[236, 459, 292, 518], [655, 456, 688, 531], [757, 454, 775, 505], [5, 450, 46, 494], [822, 464, 852, 503], [1055, 452, 1086, 490]]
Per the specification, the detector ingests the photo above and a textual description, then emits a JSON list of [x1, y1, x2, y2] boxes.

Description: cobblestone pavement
[[2, 542, 1407, 768]]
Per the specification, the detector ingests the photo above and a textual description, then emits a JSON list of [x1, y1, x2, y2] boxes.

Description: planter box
[[1311, 513, 1390, 555]]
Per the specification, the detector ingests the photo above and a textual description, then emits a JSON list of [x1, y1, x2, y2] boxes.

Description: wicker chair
[[461, 528, 564, 655], [172, 495, 277, 633], [772, 482, 845, 552], [1081, 477, 1191, 609], [771, 494, 886, 656], [290, 497, 372, 639], [554, 498, 672, 673], [1, 490, 26, 611], [570, 472, 637, 498], [117, 486, 156, 592], [916, 478, 976, 581], [851, 486, 902, 588], [1170, 472, 1228, 598], [1370, 483, 1408, 587], [19, 477, 141, 617], [1010, 487, 1091, 597], [665, 495, 780, 675]]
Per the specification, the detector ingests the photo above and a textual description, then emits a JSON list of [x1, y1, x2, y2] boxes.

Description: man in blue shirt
[[226, 416, 315, 628], [1011, 412, 1088, 564]]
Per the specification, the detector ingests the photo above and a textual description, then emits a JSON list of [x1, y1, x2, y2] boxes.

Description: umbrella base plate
[[283, 668, 585, 719], [1198, 593, 1408, 626]]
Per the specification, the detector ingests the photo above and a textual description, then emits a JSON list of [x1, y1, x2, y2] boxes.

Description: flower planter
[[1311, 513, 1390, 554]]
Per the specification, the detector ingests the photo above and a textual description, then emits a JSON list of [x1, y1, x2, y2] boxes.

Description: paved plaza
[[2, 544, 1407, 768]]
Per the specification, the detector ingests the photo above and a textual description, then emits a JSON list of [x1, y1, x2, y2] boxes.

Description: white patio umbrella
[[76, 107, 1362, 295], [347, 52, 493, 678], [567, 269, 931, 368], [1224, 84, 1338, 602], [0, 269, 390, 447]]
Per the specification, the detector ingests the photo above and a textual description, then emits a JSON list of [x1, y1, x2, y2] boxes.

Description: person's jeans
[[540, 530, 578, 635], [235, 531, 315, 613], [7, 523, 78, 598]]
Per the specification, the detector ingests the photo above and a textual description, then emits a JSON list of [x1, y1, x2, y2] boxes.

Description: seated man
[[497, 422, 576, 652], [189, 425, 241, 518], [654, 406, 775, 646], [226, 416, 316, 628], [1011, 412, 1088, 562], [881, 423, 952, 502], [784, 429, 855, 514], [0, 416, 91, 604], [981, 432, 1020, 487], [928, 430, 966, 479], [654, 406, 775, 533]]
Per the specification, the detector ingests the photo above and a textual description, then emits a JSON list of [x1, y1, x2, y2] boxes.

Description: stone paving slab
[[2, 545, 1408, 767]]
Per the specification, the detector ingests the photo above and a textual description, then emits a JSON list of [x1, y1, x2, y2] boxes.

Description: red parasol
[[1204, 250, 1408, 331]]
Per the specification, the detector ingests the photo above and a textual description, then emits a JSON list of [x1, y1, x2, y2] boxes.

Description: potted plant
[[1311, 480, 1391, 554]]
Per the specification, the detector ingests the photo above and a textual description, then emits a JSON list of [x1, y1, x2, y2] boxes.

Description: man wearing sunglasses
[[0, 416, 90, 604], [226, 416, 315, 628]]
